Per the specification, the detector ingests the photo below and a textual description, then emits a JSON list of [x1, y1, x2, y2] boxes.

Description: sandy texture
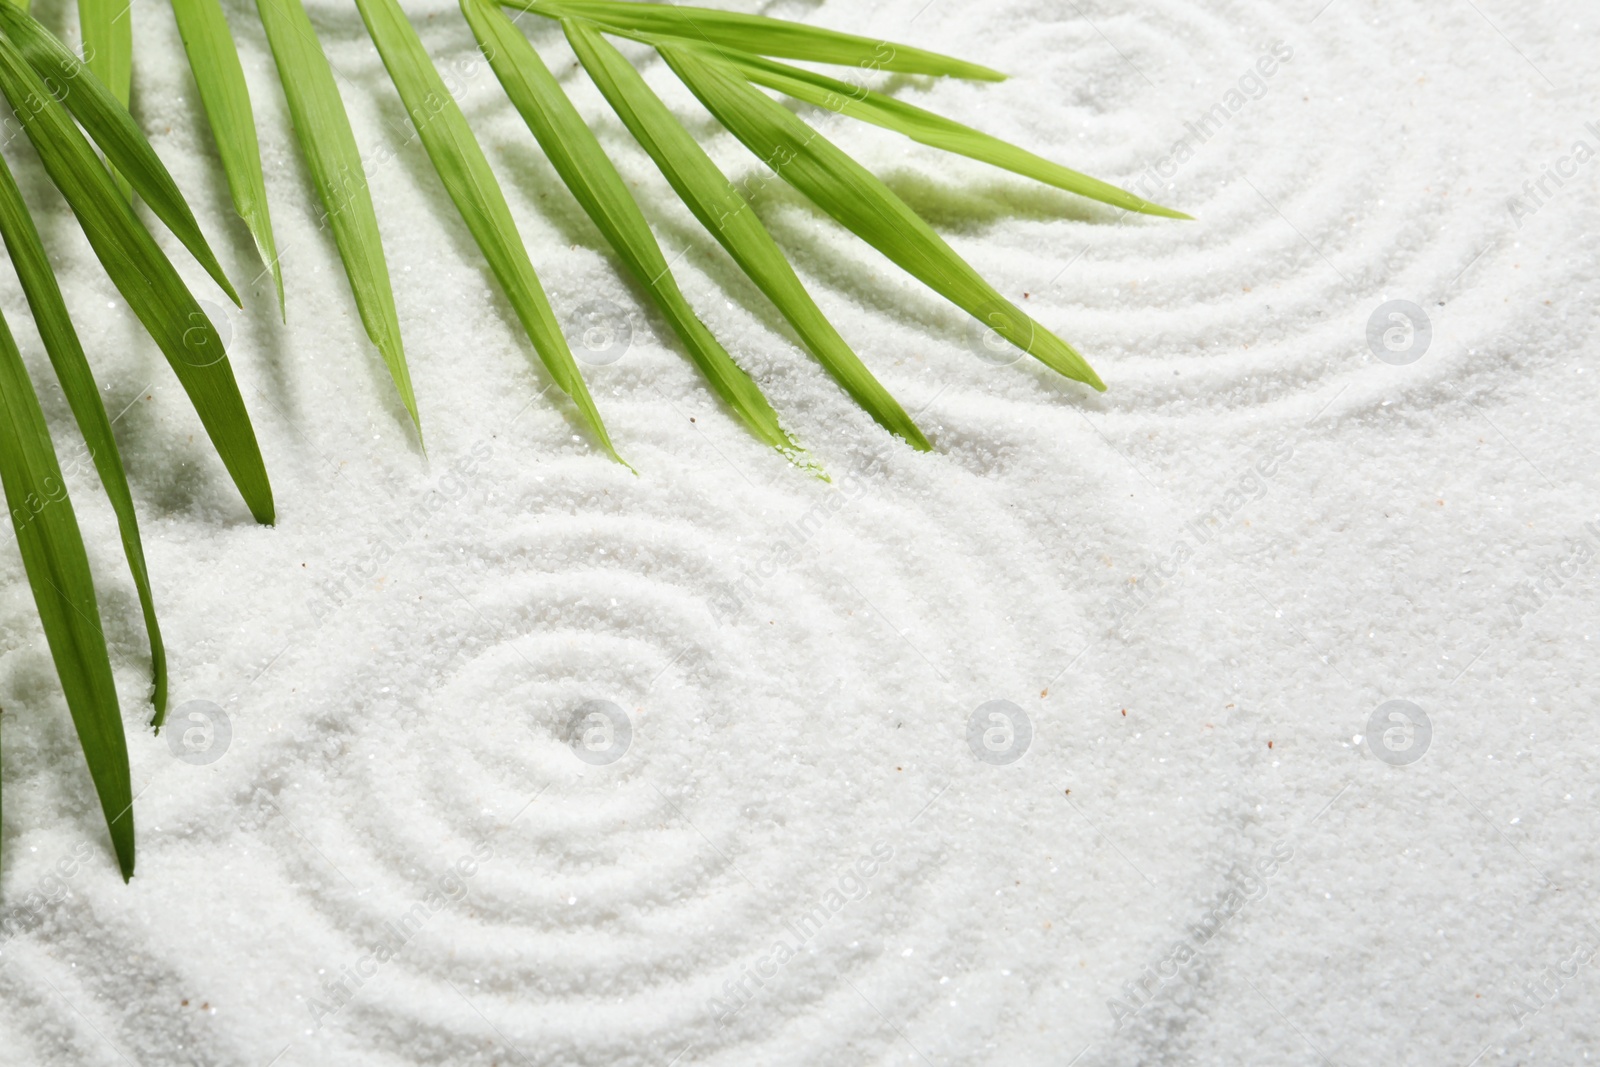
[[1, 0, 1597, 1063]]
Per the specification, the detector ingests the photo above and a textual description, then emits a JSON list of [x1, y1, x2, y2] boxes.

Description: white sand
[[1, 0, 1597, 1063]]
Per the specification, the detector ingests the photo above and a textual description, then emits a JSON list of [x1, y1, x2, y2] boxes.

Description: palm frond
[[503, 0, 1008, 81], [255, 0, 420, 434], [561, 16, 931, 451], [164, 0, 1181, 457], [658, 42, 1104, 389], [0, 11, 287, 877], [0, 298, 133, 882], [0, 4, 242, 304], [714, 49, 1191, 220], [354, 0, 624, 462], [169, 0, 285, 311], [0, 149, 166, 723], [0, 0, 1184, 879], [461, 0, 807, 466], [76, 0, 132, 196], [0, 32, 275, 522]]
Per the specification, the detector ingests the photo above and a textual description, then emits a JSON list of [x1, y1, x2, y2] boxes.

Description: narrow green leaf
[[565, 17, 929, 450], [0, 2, 243, 304], [718, 50, 1190, 220], [463, 0, 800, 461], [0, 34, 276, 522], [0, 302, 133, 881], [354, 0, 621, 463], [168, 0, 285, 312], [255, 0, 418, 432], [0, 151, 166, 721], [506, 0, 1006, 81], [76, 0, 132, 198], [660, 45, 1104, 391]]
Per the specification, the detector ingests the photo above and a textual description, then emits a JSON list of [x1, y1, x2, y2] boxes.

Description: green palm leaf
[[0, 0, 1183, 885], [255, 0, 418, 431], [0, 302, 133, 881], [0, 32, 275, 522], [75, 0, 131, 197], [0, 3, 243, 305], [563, 16, 930, 450], [169, 0, 285, 312], [354, 0, 622, 463], [716, 49, 1189, 220], [660, 43, 1104, 390], [504, 0, 1006, 81], [462, 0, 802, 463], [0, 151, 167, 722]]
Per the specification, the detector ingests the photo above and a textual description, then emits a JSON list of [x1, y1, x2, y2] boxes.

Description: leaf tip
[[406, 403, 425, 451], [113, 833, 135, 882], [782, 445, 827, 481], [216, 270, 243, 309]]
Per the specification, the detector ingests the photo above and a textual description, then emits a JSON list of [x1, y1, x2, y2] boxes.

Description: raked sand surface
[[1, 0, 1598, 1064]]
